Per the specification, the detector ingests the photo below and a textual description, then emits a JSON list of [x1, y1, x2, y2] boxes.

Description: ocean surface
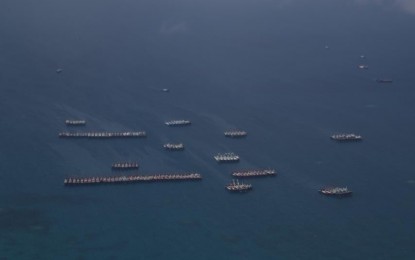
[[1, 0, 415, 259]]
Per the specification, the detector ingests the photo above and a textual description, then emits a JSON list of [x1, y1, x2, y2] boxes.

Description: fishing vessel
[[232, 169, 276, 178], [65, 120, 86, 126], [112, 162, 139, 170], [331, 134, 362, 141], [224, 130, 247, 138], [163, 143, 184, 151], [226, 179, 252, 192], [376, 79, 393, 83], [319, 187, 352, 197], [214, 153, 240, 162], [58, 131, 147, 138], [165, 120, 191, 126]]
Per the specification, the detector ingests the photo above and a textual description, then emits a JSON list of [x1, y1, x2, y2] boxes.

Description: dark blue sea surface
[[1, 0, 415, 259]]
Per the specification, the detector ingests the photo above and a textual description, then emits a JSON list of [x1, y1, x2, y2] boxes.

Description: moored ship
[[232, 169, 276, 178], [214, 152, 240, 162], [331, 134, 362, 141], [112, 162, 139, 170], [224, 130, 247, 138], [319, 187, 352, 197], [163, 143, 184, 151], [165, 120, 191, 126], [226, 179, 252, 192], [65, 120, 86, 126]]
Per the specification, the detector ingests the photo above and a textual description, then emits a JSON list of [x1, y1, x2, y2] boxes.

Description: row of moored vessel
[[61, 119, 356, 196]]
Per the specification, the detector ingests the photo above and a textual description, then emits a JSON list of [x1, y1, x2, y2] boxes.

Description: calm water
[[1, 0, 415, 259]]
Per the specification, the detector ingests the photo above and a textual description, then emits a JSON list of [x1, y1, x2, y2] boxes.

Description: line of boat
[[165, 120, 191, 126], [319, 187, 352, 197], [331, 134, 362, 141], [232, 169, 276, 178], [224, 130, 247, 138], [226, 179, 252, 192], [163, 143, 184, 151], [112, 162, 139, 170], [65, 120, 86, 126], [58, 131, 147, 138], [64, 173, 202, 186], [214, 153, 240, 162]]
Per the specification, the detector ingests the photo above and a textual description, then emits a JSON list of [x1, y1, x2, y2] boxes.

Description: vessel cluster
[[112, 162, 139, 170], [59, 131, 147, 138], [64, 173, 202, 186]]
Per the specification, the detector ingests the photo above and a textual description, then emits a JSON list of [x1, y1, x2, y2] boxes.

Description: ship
[[331, 134, 362, 142], [163, 143, 184, 151], [65, 120, 86, 126], [214, 153, 240, 163], [56, 68, 63, 74], [358, 65, 369, 69], [165, 120, 191, 126], [224, 130, 247, 138], [376, 79, 393, 83], [112, 162, 139, 170], [226, 179, 252, 192], [319, 187, 352, 197], [232, 169, 276, 178]]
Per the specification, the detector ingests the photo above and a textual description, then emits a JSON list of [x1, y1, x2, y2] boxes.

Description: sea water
[[1, 0, 415, 259]]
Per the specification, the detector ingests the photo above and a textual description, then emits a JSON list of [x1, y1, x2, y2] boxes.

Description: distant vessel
[[232, 169, 276, 178], [226, 179, 252, 192], [360, 55, 365, 59], [331, 134, 362, 142], [325, 45, 329, 49], [224, 130, 247, 138], [56, 68, 63, 73], [358, 65, 369, 69], [319, 187, 352, 197], [214, 153, 240, 163], [376, 79, 393, 83], [112, 162, 139, 170], [165, 120, 191, 126], [163, 143, 184, 151], [162, 88, 169, 92], [65, 120, 86, 126]]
